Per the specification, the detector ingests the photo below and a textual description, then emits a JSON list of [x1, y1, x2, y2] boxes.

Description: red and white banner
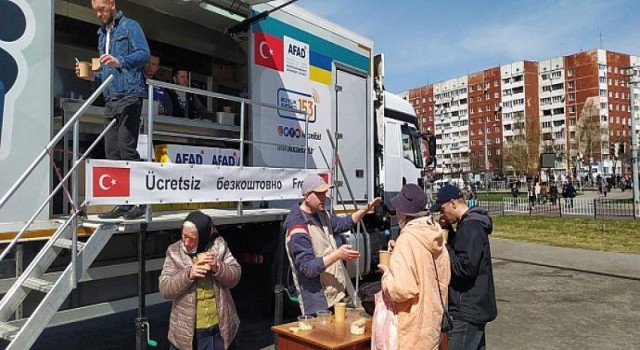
[[85, 160, 328, 205]]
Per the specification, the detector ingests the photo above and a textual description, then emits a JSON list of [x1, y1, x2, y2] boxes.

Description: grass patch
[[492, 215, 640, 253]]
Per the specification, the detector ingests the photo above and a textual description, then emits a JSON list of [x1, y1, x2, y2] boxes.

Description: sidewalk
[[491, 238, 640, 280]]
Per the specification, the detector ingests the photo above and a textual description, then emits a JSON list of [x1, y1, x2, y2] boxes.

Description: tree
[[525, 112, 541, 176], [577, 97, 603, 178], [502, 112, 529, 177]]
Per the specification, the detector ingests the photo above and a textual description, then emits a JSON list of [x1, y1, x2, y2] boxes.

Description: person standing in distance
[[77, 0, 150, 219], [430, 184, 497, 350], [284, 173, 381, 316]]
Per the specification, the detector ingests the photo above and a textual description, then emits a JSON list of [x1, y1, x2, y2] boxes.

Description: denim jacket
[[95, 11, 149, 99]]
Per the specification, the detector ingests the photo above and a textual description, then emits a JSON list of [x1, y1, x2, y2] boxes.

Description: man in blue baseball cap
[[431, 184, 497, 350]]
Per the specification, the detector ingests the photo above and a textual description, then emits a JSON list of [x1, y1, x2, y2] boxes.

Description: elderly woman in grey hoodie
[[159, 210, 241, 350]]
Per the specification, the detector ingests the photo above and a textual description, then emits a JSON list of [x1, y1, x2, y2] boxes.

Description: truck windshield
[[401, 124, 424, 169]]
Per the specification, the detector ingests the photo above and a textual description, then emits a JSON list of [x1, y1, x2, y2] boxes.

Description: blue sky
[[296, 0, 640, 93]]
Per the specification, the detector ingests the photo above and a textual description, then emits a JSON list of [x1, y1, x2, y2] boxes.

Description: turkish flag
[[254, 31, 283, 71], [92, 167, 131, 197]]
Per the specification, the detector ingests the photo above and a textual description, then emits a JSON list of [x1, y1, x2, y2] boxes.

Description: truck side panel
[[0, 0, 52, 232], [249, 3, 374, 203]]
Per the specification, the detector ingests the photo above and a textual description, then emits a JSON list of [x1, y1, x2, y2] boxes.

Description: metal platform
[[85, 207, 291, 233]]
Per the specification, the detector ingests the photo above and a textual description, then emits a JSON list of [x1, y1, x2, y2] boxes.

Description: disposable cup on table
[[316, 310, 331, 325], [297, 315, 314, 330], [334, 302, 346, 322]]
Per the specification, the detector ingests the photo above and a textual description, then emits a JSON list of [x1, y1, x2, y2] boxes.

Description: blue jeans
[[447, 318, 486, 350], [169, 324, 234, 350]]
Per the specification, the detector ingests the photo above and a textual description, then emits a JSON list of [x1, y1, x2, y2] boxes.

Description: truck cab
[[382, 91, 425, 206]]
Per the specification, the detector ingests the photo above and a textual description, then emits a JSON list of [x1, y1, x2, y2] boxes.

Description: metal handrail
[[148, 79, 305, 114], [0, 119, 117, 263], [0, 75, 114, 211], [145, 79, 312, 217], [0, 75, 114, 268]]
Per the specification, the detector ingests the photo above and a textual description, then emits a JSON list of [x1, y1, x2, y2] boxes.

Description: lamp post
[[627, 66, 639, 209]]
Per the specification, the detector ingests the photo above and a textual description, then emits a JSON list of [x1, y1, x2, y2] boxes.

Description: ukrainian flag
[[309, 51, 332, 85]]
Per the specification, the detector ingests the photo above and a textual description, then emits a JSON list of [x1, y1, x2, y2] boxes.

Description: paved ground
[[487, 239, 640, 350], [31, 239, 640, 350]]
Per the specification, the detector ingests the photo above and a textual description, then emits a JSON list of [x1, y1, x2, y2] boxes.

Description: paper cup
[[334, 302, 346, 322], [78, 61, 91, 78], [379, 250, 391, 267], [196, 252, 211, 271], [92, 57, 101, 71]]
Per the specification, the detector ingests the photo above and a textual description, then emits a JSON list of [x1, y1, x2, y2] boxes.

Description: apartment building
[[408, 49, 640, 180]]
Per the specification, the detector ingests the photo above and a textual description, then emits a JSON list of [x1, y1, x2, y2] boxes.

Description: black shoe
[[98, 206, 131, 219], [123, 205, 146, 220]]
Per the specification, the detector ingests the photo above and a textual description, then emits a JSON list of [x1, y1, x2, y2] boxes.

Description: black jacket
[[166, 89, 212, 120], [446, 206, 497, 324]]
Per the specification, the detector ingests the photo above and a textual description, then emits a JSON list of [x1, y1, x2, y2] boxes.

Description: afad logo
[[92, 167, 131, 197], [276, 125, 322, 140], [174, 148, 238, 166], [174, 148, 205, 164]]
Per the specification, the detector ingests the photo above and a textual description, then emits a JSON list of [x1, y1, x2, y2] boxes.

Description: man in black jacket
[[431, 184, 497, 350], [166, 67, 213, 120]]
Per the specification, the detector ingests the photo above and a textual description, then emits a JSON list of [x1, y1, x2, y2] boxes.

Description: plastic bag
[[371, 291, 398, 350]]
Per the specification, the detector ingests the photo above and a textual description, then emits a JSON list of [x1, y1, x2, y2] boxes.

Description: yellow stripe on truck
[[0, 226, 95, 243]]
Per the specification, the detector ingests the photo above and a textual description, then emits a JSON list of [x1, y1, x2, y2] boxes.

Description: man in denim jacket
[[77, 0, 150, 219]]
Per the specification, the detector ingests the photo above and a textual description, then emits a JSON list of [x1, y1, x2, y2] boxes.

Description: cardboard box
[[216, 112, 236, 126]]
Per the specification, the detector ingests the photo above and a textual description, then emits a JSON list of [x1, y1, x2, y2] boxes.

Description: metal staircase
[[0, 76, 116, 349], [0, 219, 117, 349]]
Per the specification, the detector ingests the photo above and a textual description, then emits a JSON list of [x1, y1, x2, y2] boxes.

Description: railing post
[[559, 198, 562, 217], [593, 199, 597, 219], [145, 82, 154, 222], [71, 118, 80, 288], [237, 100, 246, 217]]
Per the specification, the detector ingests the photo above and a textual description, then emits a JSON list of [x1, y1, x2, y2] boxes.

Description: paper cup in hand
[[78, 61, 91, 78], [92, 58, 101, 71], [196, 253, 212, 271], [379, 250, 391, 267]]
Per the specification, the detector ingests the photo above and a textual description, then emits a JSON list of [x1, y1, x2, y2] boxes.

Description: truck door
[[335, 69, 368, 202]]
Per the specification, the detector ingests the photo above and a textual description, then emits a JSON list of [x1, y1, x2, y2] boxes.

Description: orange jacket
[[381, 217, 451, 350]]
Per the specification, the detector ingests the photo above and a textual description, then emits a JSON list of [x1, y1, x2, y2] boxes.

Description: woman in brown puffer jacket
[[159, 211, 241, 350]]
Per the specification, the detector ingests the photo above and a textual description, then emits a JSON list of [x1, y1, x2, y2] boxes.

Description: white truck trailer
[[0, 1, 425, 348]]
